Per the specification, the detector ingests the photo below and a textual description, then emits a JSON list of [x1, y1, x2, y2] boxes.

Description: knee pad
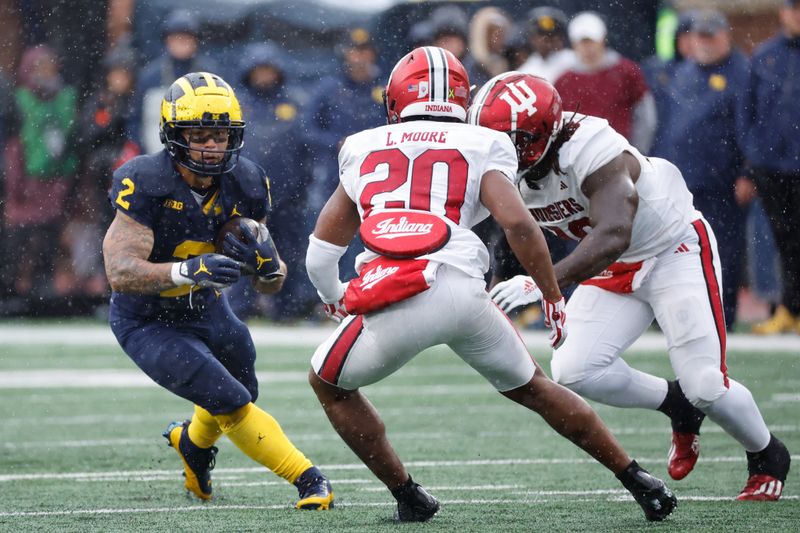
[[679, 366, 728, 409], [660, 295, 708, 349]]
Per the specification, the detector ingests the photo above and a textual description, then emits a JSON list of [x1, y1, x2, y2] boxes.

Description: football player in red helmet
[[471, 72, 790, 501], [305, 48, 677, 522], [467, 72, 578, 186]]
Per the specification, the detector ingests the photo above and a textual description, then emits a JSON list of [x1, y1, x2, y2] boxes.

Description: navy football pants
[[110, 295, 259, 414]]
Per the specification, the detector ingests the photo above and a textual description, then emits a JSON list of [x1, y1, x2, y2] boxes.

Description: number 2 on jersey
[[115, 177, 135, 210], [359, 148, 468, 224]]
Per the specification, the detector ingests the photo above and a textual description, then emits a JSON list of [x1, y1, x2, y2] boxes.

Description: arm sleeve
[[306, 233, 349, 303]]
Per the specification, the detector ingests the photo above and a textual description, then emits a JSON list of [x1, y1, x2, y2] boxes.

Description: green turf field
[[1, 324, 798, 532]]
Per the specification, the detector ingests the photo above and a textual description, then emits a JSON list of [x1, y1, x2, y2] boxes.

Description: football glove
[[223, 221, 283, 280], [489, 275, 543, 312], [172, 253, 241, 289], [323, 298, 349, 323], [319, 282, 349, 323], [543, 296, 567, 349]]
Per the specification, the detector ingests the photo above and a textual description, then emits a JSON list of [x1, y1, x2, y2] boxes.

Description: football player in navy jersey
[[102, 72, 333, 509]]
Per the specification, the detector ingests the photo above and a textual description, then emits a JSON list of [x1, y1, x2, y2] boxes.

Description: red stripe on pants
[[319, 315, 364, 385], [691, 219, 729, 387]]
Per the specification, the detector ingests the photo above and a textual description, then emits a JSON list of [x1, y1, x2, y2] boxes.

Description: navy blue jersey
[[108, 150, 269, 317]]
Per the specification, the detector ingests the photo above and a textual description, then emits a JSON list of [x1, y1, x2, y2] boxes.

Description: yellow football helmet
[[159, 72, 245, 175]]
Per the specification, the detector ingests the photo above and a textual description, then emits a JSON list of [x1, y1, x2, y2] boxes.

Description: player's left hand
[[542, 297, 567, 349], [489, 275, 543, 312], [223, 221, 283, 280]]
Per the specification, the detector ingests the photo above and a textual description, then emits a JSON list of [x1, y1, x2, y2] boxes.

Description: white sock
[[701, 379, 771, 452], [566, 357, 668, 409]]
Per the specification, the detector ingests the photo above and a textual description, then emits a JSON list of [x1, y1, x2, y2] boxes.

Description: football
[[215, 217, 262, 275]]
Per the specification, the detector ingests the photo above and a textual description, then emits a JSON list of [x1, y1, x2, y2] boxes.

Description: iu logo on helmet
[[499, 80, 538, 117]]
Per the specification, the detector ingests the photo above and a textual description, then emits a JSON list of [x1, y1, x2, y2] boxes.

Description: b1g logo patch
[[360, 210, 451, 259]]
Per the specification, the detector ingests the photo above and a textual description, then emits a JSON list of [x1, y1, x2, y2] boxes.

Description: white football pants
[[551, 218, 771, 452], [311, 266, 536, 392]]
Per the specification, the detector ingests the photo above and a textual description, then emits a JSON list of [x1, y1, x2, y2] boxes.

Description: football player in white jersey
[[470, 72, 790, 501], [305, 47, 676, 523]]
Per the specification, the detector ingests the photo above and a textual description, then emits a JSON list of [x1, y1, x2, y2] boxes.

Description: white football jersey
[[520, 114, 699, 262], [339, 120, 518, 278]]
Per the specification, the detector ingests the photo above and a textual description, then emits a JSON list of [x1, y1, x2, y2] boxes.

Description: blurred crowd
[[0, 0, 799, 334]]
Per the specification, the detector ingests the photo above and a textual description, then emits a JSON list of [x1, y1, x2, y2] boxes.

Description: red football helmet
[[467, 72, 563, 169], [384, 46, 470, 123]]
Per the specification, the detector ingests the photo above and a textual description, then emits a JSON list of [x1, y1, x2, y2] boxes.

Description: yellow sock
[[187, 405, 223, 449], [216, 403, 313, 483]]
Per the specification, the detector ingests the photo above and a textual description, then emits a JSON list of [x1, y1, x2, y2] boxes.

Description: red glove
[[323, 297, 348, 323], [542, 297, 567, 349]]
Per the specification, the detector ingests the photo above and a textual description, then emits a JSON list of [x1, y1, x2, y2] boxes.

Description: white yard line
[[4, 366, 800, 401], [3, 455, 800, 483], [5, 425, 800, 450], [0, 369, 307, 388], [1, 324, 798, 352]]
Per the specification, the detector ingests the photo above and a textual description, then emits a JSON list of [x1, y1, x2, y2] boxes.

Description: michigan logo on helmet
[[467, 72, 563, 169], [383, 46, 470, 123], [160, 72, 245, 176]]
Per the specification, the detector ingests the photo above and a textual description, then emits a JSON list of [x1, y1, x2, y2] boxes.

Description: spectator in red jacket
[[555, 11, 656, 153]]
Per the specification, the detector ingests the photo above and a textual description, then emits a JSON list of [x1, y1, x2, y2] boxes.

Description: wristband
[[171, 261, 192, 286]]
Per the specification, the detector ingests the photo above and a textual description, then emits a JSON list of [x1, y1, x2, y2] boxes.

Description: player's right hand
[[543, 296, 567, 349], [176, 253, 242, 289], [319, 282, 349, 323], [223, 222, 283, 280], [323, 297, 349, 323], [489, 275, 543, 312]]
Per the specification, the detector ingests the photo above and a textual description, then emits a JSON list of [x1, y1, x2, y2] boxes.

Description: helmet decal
[[422, 46, 448, 104]]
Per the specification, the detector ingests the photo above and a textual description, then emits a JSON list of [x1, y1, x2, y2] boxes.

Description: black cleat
[[617, 460, 677, 521], [391, 477, 440, 522], [294, 466, 334, 510], [163, 420, 218, 501]]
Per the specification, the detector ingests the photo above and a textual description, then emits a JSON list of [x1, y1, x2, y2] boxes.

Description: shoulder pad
[[113, 151, 179, 197], [230, 156, 268, 200]]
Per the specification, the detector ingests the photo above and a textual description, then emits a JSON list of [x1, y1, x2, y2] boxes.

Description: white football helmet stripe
[[423, 46, 447, 103]]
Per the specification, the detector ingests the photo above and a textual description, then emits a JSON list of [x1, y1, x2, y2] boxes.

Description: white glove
[[489, 275, 543, 312], [323, 298, 348, 323], [319, 282, 349, 323], [543, 297, 567, 349]]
